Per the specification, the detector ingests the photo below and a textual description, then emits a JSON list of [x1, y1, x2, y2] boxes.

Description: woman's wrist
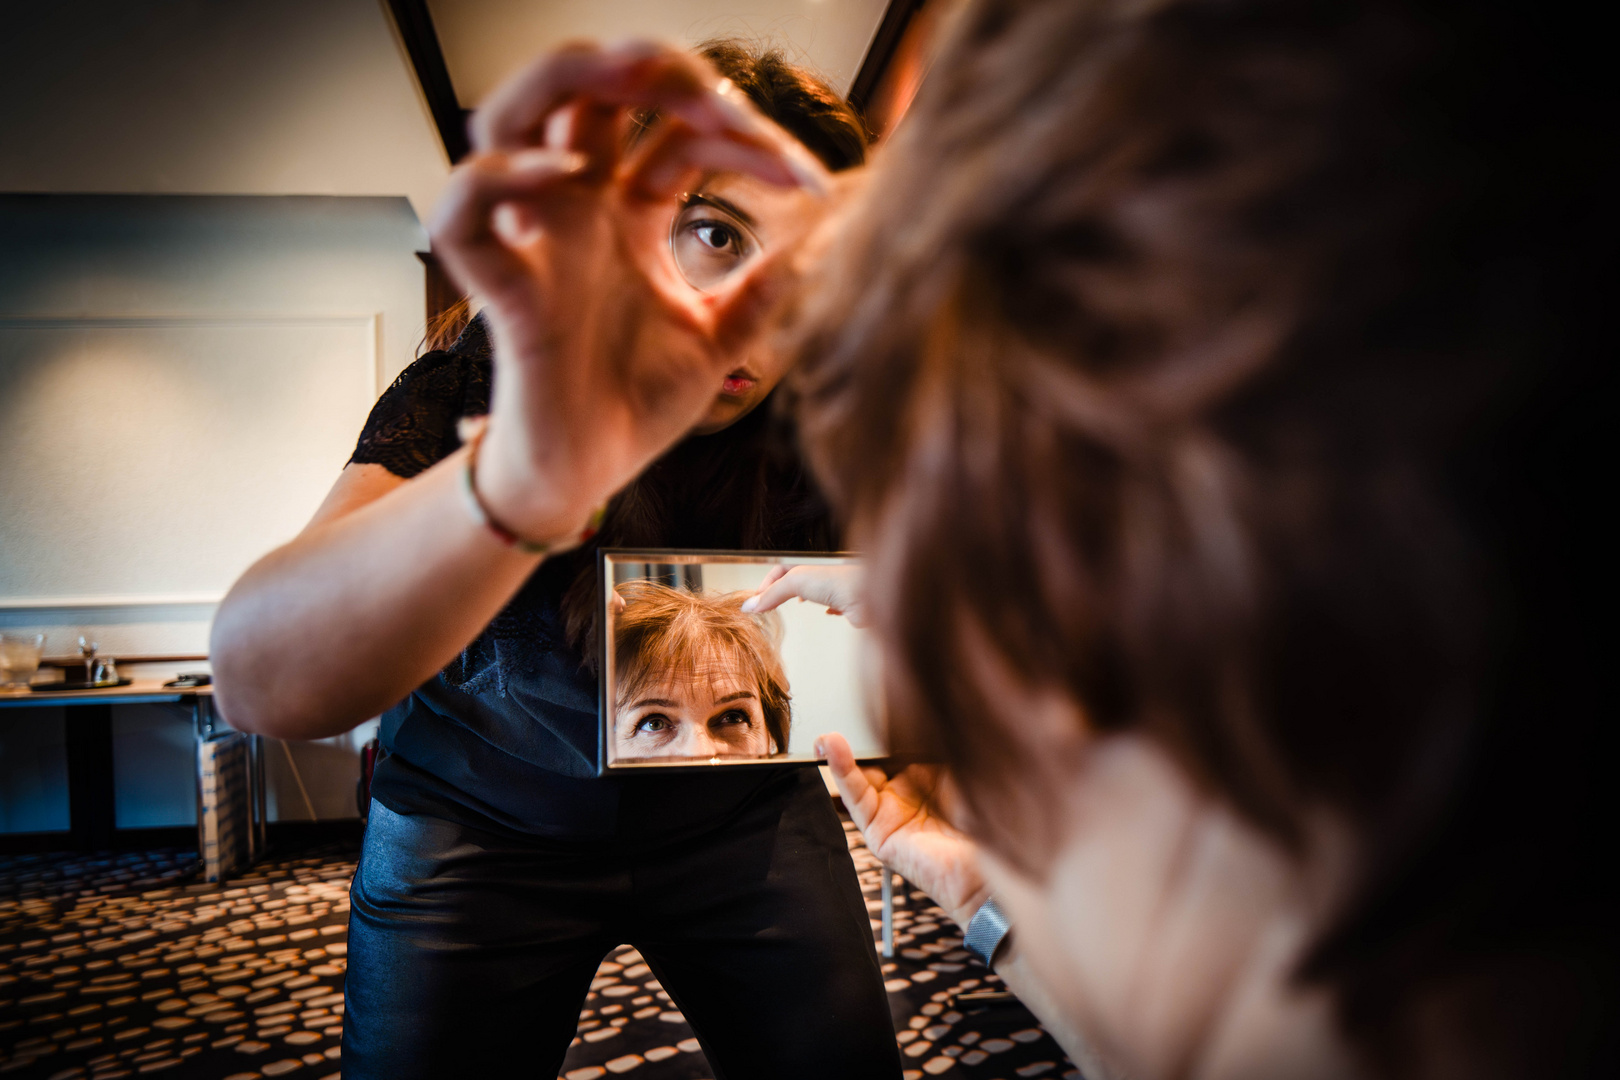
[[461, 416, 603, 550]]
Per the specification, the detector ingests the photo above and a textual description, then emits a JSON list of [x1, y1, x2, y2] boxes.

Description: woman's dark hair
[[633, 39, 867, 172], [789, 0, 1610, 1076]]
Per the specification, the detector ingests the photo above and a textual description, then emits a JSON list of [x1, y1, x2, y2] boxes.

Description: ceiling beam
[[385, 0, 470, 164], [847, 0, 929, 119], [390, 0, 921, 162]]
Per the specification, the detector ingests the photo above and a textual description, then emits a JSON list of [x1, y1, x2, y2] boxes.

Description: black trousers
[[342, 768, 902, 1079]]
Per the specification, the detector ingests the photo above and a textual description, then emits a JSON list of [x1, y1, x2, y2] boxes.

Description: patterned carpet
[[1, 815, 1078, 1080]]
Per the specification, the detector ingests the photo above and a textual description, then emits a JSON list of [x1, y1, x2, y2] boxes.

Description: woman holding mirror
[[211, 41, 900, 1079]]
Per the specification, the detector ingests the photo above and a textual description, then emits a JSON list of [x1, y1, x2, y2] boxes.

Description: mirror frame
[[597, 548, 886, 774]]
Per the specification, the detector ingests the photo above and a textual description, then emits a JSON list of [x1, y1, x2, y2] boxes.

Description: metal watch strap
[[964, 896, 1012, 967]]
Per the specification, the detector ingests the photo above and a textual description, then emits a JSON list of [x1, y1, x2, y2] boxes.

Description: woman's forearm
[[210, 447, 544, 739], [991, 943, 1131, 1080]]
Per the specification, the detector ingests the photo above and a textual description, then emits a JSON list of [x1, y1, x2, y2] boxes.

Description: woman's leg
[[628, 768, 902, 1080], [341, 803, 613, 1079]]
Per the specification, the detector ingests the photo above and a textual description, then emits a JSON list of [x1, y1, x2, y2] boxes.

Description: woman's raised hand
[[743, 563, 869, 626], [816, 732, 989, 930], [430, 41, 833, 543]]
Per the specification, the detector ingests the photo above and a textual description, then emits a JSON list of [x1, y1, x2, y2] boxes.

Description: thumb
[[816, 732, 876, 831]]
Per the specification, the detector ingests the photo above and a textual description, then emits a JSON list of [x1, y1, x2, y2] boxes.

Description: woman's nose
[[669, 725, 720, 759]]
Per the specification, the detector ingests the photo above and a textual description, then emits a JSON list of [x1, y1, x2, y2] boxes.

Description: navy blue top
[[349, 316, 833, 841]]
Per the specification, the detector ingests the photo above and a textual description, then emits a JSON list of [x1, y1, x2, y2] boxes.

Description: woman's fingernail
[[508, 148, 589, 174], [740, 596, 759, 613], [813, 738, 825, 758]]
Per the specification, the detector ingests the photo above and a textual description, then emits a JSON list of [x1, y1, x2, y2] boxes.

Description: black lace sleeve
[[349, 316, 494, 478]]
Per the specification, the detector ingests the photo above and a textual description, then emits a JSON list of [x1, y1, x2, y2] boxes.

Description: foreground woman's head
[[792, 0, 1607, 1075], [650, 40, 867, 435], [613, 580, 791, 759]]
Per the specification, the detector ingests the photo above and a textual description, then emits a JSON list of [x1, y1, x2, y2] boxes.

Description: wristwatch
[[964, 896, 1013, 967]]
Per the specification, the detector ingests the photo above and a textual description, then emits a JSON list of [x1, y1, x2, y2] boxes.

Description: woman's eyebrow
[[687, 192, 756, 228], [714, 691, 757, 704], [631, 698, 679, 709]]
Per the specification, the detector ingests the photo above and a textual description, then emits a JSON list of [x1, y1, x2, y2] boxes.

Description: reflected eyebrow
[[631, 698, 679, 709], [687, 193, 756, 228]]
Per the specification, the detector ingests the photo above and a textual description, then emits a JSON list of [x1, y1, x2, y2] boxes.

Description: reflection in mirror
[[601, 552, 885, 770]]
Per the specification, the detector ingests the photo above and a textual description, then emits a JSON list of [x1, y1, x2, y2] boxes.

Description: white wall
[[0, 1, 440, 832], [0, 0, 449, 223], [0, 195, 427, 660]]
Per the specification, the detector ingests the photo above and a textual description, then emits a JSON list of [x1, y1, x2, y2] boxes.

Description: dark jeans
[[341, 768, 902, 1079]]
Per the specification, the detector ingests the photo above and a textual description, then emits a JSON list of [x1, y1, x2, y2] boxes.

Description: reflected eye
[[671, 196, 760, 292], [635, 713, 671, 734]]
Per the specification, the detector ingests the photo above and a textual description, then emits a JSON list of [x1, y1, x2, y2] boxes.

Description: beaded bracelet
[[456, 416, 605, 555]]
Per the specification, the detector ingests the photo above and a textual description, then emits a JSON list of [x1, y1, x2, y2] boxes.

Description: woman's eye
[[636, 714, 671, 734], [712, 710, 752, 728], [671, 200, 759, 292], [692, 221, 738, 252]]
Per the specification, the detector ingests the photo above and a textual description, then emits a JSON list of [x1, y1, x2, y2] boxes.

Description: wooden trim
[[848, 0, 929, 117], [41, 654, 207, 668], [385, 0, 471, 163], [417, 250, 466, 324]]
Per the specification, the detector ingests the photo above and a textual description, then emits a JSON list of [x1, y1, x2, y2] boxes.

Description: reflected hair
[[613, 580, 792, 754]]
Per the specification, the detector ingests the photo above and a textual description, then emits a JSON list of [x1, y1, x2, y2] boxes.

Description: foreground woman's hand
[[815, 732, 987, 929], [820, 730, 1132, 1079], [432, 41, 833, 542]]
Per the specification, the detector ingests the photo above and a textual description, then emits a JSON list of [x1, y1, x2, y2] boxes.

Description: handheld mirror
[[599, 550, 887, 772]]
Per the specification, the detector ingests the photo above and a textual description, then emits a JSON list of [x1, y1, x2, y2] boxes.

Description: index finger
[[473, 41, 828, 193], [475, 41, 731, 150], [741, 571, 805, 614]]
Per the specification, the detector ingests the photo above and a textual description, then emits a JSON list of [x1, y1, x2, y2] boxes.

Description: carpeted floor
[[1, 816, 1078, 1080]]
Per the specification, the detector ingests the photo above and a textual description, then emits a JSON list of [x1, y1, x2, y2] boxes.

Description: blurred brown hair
[[613, 580, 792, 753], [789, 0, 1610, 1075]]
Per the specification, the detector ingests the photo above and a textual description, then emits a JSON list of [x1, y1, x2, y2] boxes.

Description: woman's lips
[[721, 373, 756, 396]]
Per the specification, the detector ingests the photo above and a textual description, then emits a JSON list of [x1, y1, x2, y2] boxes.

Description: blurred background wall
[[0, 0, 447, 832], [0, 0, 894, 832]]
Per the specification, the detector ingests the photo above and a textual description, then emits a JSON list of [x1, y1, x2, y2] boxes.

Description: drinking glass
[[0, 632, 46, 689]]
